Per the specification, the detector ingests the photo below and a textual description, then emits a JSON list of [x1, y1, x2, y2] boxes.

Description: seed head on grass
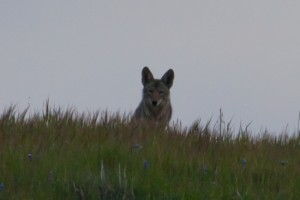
[[100, 160, 106, 185], [131, 144, 142, 152], [48, 171, 54, 182], [280, 160, 287, 166], [202, 165, 208, 174], [118, 164, 128, 189]]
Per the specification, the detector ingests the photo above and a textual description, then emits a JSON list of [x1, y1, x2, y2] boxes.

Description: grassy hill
[[1, 105, 300, 199]]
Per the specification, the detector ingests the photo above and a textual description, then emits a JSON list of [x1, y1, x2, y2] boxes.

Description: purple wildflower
[[28, 153, 32, 161]]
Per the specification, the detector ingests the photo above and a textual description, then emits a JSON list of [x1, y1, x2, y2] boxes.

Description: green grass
[[1, 105, 300, 199]]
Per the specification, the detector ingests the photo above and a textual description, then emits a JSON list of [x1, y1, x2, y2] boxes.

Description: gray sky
[[1, 1, 300, 134]]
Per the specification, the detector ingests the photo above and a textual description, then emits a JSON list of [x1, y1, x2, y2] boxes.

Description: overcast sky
[[1, 1, 300, 134]]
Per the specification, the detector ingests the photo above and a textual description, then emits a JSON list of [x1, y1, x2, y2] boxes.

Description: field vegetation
[[1, 104, 300, 199]]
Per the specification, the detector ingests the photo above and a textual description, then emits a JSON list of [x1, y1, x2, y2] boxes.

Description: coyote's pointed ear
[[142, 66, 154, 86], [161, 69, 174, 89]]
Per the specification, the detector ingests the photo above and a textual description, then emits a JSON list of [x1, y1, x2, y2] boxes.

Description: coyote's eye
[[148, 89, 154, 94], [159, 90, 164, 95]]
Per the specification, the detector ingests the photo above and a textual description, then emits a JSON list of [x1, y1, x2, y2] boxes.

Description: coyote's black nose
[[152, 101, 158, 106]]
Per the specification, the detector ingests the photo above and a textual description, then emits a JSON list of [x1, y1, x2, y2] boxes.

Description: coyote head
[[133, 66, 175, 123], [141, 67, 174, 109]]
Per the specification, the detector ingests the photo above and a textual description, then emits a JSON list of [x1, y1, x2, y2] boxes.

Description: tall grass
[[1, 104, 300, 199]]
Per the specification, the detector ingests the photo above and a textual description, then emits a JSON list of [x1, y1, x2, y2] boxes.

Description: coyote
[[133, 67, 175, 123]]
